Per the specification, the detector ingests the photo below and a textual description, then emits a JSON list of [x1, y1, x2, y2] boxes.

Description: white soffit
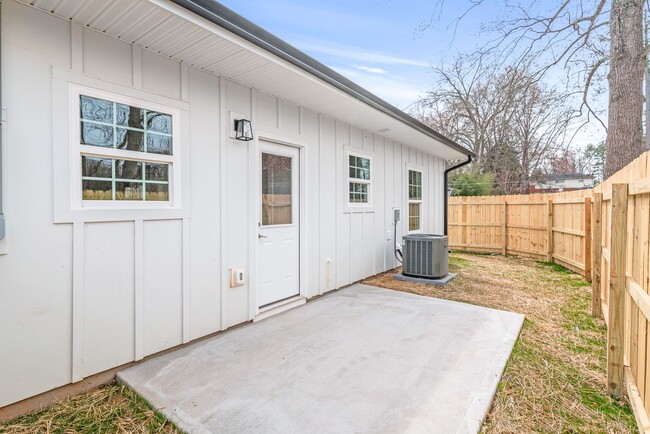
[[19, 0, 468, 160]]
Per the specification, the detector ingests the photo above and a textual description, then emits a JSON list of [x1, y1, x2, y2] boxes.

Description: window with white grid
[[72, 88, 180, 206], [408, 169, 422, 231], [347, 153, 371, 205]]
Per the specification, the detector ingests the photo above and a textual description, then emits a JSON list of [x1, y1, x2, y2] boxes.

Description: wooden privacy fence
[[592, 153, 650, 432], [447, 150, 650, 432], [448, 189, 593, 278]]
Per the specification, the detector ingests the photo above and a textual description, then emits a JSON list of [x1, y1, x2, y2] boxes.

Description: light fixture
[[234, 119, 254, 141]]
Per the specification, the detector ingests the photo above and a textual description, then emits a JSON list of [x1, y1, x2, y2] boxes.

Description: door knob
[[258, 233, 268, 239]]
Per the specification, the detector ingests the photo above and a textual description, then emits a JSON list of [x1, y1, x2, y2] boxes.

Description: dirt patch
[[363, 252, 636, 433]]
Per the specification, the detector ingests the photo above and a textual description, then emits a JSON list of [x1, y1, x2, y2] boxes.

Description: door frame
[[248, 131, 307, 319]]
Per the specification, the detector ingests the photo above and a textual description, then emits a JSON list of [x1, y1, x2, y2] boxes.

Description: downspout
[[0, 1, 5, 240], [443, 155, 472, 236]]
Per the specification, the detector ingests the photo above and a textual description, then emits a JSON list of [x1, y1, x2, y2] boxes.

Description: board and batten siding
[[0, 0, 446, 407]]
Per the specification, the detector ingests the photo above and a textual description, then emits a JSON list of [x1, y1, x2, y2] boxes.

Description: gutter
[[443, 155, 472, 236], [0, 1, 4, 240], [170, 0, 474, 158]]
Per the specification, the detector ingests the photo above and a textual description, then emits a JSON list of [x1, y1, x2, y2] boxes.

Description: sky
[[217, 0, 606, 147]]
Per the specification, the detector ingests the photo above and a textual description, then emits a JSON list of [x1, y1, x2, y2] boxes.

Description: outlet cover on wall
[[230, 267, 246, 287]]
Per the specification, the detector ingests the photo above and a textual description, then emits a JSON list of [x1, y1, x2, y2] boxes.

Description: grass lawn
[[1, 253, 636, 433], [364, 252, 637, 433]]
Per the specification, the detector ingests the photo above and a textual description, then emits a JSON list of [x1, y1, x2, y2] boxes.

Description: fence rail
[[447, 150, 650, 433], [448, 189, 592, 277]]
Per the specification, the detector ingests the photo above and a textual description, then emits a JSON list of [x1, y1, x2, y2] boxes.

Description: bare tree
[[414, 58, 575, 193], [421, 0, 646, 178], [511, 81, 575, 186]]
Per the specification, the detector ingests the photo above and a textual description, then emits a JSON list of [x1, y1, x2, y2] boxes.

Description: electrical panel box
[[393, 208, 400, 223], [230, 267, 246, 287]]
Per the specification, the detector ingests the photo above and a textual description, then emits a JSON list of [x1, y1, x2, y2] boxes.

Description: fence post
[[461, 198, 468, 248], [592, 193, 603, 318], [608, 183, 628, 398], [501, 198, 507, 256], [584, 196, 592, 282], [546, 199, 554, 262]]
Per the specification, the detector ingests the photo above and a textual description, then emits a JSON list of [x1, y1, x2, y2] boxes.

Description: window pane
[[116, 182, 143, 200], [116, 104, 144, 128], [80, 96, 113, 123], [409, 202, 421, 231], [147, 133, 172, 155], [262, 153, 292, 225], [116, 128, 144, 152], [360, 168, 369, 180], [349, 182, 368, 203], [81, 122, 113, 148], [349, 155, 371, 180], [409, 170, 422, 200], [82, 156, 112, 178], [146, 183, 169, 201], [82, 180, 112, 200], [79, 95, 174, 203], [145, 163, 169, 181], [115, 160, 142, 180], [147, 111, 172, 134]]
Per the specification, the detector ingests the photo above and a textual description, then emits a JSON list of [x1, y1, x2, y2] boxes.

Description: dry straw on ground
[[364, 253, 636, 433], [0, 385, 179, 434]]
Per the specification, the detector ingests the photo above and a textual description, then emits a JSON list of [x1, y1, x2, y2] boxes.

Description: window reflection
[[79, 94, 173, 202], [262, 153, 292, 225]]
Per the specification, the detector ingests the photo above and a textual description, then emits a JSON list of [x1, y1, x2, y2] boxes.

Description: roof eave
[[169, 0, 474, 159]]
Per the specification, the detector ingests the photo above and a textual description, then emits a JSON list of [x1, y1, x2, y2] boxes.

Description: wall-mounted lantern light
[[234, 119, 254, 141]]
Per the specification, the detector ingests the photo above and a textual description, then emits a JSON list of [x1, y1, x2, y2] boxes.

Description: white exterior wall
[[0, 1, 446, 407]]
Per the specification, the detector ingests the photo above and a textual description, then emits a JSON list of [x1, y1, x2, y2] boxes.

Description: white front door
[[258, 141, 300, 307]]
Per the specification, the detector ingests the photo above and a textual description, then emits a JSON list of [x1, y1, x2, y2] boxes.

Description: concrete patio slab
[[118, 284, 524, 434]]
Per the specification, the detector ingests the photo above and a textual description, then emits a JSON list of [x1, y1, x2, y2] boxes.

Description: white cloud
[[332, 67, 425, 108], [356, 65, 388, 74], [294, 40, 431, 68]]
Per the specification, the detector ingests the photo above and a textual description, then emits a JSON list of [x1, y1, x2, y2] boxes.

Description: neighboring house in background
[[528, 173, 595, 193], [0, 0, 472, 412]]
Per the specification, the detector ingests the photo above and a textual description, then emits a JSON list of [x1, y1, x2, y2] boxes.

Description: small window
[[408, 169, 422, 231], [348, 154, 371, 205], [262, 153, 293, 225], [78, 94, 175, 203]]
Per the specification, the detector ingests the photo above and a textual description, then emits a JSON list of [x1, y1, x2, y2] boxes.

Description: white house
[[0, 0, 472, 412], [529, 173, 595, 193]]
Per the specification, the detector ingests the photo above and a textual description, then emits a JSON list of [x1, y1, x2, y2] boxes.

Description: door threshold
[[255, 295, 306, 322]]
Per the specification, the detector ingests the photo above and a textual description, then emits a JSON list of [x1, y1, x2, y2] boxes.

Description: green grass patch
[[538, 261, 574, 274]]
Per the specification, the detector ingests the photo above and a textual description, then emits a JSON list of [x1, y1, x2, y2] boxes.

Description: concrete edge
[[356, 283, 524, 318], [116, 373, 200, 434], [459, 313, 526, 433]]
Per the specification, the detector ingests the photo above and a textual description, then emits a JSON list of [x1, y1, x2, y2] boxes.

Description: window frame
[[345, 149, 373, 208], [407, 168, 423, 233], [69, 84, 181, 210]]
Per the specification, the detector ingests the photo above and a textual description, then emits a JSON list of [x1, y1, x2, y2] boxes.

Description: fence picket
[[446, 150, 650, 429]]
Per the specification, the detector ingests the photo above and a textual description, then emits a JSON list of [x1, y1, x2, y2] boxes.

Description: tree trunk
[[605, 0, 646, 178]]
